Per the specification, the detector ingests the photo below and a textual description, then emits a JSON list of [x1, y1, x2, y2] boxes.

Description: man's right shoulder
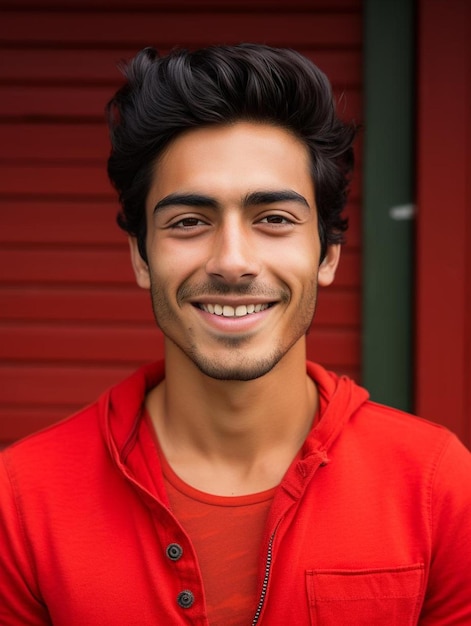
[[1, 397, 104, 474]]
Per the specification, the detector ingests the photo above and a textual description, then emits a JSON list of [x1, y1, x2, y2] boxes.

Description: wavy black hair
[[106, 43, 356, 262]]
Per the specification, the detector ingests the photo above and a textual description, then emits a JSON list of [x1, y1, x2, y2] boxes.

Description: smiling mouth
[[197, 303, 272, 317]]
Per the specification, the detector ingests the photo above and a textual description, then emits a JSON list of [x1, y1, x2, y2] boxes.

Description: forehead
[[146, 122, 314, 209]]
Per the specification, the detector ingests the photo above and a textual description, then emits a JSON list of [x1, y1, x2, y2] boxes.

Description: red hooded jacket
[[1, 361, 470, 625]]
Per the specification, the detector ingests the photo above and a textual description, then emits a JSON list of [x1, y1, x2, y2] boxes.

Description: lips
[[198, 303, 271, 317]]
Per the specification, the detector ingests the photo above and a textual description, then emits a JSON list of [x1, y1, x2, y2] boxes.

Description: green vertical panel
[[362, 0, 414, 411]]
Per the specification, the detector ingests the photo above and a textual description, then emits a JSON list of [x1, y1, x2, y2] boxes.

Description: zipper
[[251, 520, 281, 626]]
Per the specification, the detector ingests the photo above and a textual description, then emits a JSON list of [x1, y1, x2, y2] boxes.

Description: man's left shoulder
[[354, 399, 470, 467]]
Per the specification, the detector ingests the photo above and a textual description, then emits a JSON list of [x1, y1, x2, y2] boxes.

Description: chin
[[191, 351, 283, 382]]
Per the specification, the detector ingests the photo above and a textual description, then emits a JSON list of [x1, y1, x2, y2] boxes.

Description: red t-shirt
[[145, 413, 275, 625]]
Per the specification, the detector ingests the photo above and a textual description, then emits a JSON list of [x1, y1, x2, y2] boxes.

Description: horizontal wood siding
[[0, 0, 363, 445]]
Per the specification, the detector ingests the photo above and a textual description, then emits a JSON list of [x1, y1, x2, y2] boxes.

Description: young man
[[1, 44, 470, 625]]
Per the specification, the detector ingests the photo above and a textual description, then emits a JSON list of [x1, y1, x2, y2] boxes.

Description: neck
[[146, 340, 318, 494]]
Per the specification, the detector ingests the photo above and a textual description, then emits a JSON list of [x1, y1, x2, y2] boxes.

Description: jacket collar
[[101, 360, 369, 472]]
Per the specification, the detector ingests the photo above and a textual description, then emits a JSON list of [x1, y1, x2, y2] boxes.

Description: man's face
[[130, 122, 339, 381]]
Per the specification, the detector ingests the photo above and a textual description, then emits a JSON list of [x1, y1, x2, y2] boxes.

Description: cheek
[[282, 249, 319, 284], [148, 243, 205, 305], [160, 239, 206, 266], [148, 240, 192, 277]]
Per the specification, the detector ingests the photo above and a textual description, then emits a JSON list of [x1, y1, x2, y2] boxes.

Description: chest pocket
[[306, 564, 424, 625]]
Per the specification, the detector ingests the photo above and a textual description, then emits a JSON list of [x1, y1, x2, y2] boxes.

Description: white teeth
[[200, 303, 270, 317]]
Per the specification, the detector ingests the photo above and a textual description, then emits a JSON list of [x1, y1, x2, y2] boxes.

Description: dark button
[[177, 590, 194, 609], [166, 543, 183, 561]]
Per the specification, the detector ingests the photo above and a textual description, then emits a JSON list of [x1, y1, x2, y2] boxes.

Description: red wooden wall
[[415, 0, 471, 448], [0, 0, 363, 446]]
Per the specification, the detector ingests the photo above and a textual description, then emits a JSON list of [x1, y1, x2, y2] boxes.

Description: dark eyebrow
[[153, 193, 220, 214], [153, 189, 310, 215], [243, 190, 310, 209]]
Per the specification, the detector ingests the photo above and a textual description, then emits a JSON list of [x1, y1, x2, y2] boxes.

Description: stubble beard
[[148, 276, 317, 382]]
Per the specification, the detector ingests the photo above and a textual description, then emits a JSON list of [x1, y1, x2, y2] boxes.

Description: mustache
[[177, 280, 289, 303]]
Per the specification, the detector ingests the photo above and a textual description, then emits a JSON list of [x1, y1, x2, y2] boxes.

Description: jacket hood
[[100, 361, 165, 469], [306, 361, 369, 454], [100, 360, 369, 469], [273, 362, 369, 502]]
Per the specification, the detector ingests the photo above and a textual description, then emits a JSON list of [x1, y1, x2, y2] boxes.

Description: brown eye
[[171, 217, 206, 228], [260, 215, 292, 224]]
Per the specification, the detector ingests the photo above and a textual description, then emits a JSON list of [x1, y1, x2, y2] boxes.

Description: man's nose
[[205, 220, 261, 283]]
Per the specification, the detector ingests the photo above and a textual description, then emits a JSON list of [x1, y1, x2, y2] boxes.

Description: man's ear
[[128, 236, 151, 289], [318, 244, 341, 287]]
